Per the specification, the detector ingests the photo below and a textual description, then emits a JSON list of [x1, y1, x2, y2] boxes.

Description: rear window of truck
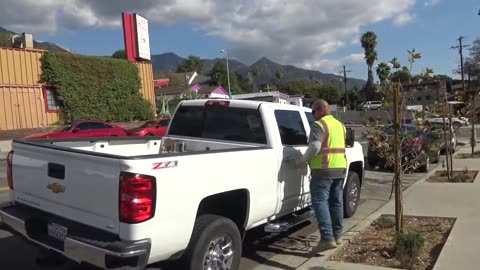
[[168, 105, 267, 144]]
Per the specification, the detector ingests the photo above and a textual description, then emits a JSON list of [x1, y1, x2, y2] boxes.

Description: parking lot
[[0, 138, 442, 270]]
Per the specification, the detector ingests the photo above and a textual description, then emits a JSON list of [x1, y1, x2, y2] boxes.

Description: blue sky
[[2, 0, 479, 81]]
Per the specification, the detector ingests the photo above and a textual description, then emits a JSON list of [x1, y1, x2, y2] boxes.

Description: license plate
[[47, 223, 67, 241]]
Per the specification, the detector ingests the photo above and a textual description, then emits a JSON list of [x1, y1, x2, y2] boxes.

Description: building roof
[[191, 74, 211, 85], [154, 84, 227, 96], [233, 91, 291, 100]]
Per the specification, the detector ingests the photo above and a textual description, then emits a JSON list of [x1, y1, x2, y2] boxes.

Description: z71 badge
[[152, 161, 178, 170], [47, 182, 66, 193]]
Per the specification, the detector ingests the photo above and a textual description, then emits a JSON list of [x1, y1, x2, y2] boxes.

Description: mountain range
[[152, 52, 366, 90], [0, 27, 69, 52], [0, 26, 366, 89]]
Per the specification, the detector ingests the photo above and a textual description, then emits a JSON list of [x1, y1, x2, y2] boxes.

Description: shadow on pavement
[[241, 221, 315, 270]]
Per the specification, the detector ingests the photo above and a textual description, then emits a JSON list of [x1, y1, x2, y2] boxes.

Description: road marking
[[0, 186, 9, 192]]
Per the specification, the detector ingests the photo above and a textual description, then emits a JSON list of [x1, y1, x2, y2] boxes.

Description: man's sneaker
[[335, 238, 343, 245], [311, 241, 337, 254]]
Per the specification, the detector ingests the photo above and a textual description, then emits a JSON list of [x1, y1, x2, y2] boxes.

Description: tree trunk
[[393, 84, 403, 232], [366, 69, 375, 100]]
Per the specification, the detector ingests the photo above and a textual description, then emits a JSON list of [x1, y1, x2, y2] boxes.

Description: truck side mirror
[[346, 128, 355, 147]]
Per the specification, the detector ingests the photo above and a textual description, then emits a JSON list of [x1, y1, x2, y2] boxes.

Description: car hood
[[23, 132, 61, 139]]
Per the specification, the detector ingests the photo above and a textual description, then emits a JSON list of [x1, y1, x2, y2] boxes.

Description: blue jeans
[[310, 175, 344, 242]]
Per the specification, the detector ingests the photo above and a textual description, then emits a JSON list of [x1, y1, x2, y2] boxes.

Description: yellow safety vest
[[308, 115, 347, 169]]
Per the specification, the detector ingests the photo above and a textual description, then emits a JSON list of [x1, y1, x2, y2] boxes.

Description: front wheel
[[343, 171, 361, 218], [181, 215, 242, 270]]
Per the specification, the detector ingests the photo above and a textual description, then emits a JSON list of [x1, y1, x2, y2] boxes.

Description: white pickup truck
[[0, 99, 364, 270]]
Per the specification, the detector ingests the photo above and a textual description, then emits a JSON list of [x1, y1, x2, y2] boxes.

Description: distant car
[[24, 120, 128, 139], [367, 124, 440, 172], [126, 118, 171, 137], [424, 114, 469, 129], [359, 101, 382, 111]]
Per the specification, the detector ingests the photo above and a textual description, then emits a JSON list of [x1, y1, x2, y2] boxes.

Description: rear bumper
[[0, 202, 150, 269]]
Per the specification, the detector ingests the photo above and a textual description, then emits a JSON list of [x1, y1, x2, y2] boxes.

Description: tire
[[419, 156, 430, 173], [343, 171, 361, 218], [432, 150, 440, 163], [180, 214, 242, 270], [453, 122, 461, 130]]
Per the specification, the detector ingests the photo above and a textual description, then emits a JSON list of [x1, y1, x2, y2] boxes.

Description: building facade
[[0, 46, 156, 131]]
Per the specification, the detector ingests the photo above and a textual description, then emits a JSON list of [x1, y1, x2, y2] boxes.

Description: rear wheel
[[180, 214, 242, 270], [343, 171, 361, 218]]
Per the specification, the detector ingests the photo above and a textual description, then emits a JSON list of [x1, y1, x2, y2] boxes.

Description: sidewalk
[[299, 143, 480, 270], [0, 140, 12, 160]]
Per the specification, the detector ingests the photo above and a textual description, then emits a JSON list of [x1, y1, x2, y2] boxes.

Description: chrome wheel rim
[[349, 180, 359, 210], [203, 235, 234, 270]]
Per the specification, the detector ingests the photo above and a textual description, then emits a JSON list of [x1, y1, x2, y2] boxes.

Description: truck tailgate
[[10, 142, 122, 234]]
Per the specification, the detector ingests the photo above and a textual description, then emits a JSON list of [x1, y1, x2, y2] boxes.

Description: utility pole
[[339, 65, 351, 110], [451, 36, 470, 100]]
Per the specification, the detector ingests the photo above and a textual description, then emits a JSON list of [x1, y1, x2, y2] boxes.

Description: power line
[[339, 65, 352, 110]]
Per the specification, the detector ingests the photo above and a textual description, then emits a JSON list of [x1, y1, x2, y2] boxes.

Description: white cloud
[[0, 0, 417, 69], [393, 13, 416, 25], [424, 0, 440, 7]]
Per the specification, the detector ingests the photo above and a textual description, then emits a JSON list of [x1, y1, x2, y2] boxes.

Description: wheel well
[[196, 189, 250, 235], [349, 161, 364, 186]]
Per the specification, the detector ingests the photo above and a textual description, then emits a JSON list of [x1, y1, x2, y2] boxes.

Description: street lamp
[[220, 49, 232, 99]]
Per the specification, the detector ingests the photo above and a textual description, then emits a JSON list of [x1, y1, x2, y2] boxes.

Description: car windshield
[[50, 124, 72, 132], [138, 121, 156, 128]]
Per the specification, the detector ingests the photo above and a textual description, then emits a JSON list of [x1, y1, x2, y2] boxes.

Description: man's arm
[[296, 123, 323, 165]]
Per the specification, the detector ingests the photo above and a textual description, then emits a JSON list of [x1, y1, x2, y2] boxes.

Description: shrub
[[41, 52, 154, 122], [394, 231, 424, 270]]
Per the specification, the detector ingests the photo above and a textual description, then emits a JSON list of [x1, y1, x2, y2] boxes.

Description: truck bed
[[15, 135, 269, 159]]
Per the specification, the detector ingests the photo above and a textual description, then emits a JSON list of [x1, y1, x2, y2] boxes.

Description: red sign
[[122, 12, 138, 62]]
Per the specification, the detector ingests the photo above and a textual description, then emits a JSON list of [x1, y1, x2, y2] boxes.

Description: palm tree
[[376, 62, 391, 84], [407, 48, 422, 82], [361, 31, 378, 100]]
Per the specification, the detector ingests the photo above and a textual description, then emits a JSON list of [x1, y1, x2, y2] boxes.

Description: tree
[[376, 62, 391, 84], [278, 79, 309, 95], [407, 48, 422, 82], [361, 31, 378, 100], [177, 55, 203, 73], [112, 50, 126, 59], [341, 88, 359, 109], [366, 54, 446, 234], [210, 61, 243, 94], [251, 66, 261, 92], [310, 83, 342, 104]]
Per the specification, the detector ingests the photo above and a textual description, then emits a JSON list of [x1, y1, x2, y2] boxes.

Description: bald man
[[293, 99, 347, 254]]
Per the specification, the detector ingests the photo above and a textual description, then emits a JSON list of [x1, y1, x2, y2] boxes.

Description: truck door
[[273, 109, 311, 215]]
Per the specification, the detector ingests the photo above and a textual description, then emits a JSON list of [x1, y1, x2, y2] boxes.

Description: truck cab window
[[169, 105, 267, 144], [274, 110, 308, 146]]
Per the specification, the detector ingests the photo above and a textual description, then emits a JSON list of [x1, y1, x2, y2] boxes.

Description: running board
[[264, 209, 315, 233]]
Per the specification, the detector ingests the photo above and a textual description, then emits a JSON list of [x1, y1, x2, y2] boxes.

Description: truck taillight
[[119, 172, 156, 224], [6, 151, 13, 190]]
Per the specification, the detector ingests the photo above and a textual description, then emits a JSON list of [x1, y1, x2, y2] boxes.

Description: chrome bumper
[[0, 202, 150, 269]]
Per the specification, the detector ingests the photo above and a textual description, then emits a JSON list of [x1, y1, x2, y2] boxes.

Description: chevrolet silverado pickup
[[0, 99, 364, 270]]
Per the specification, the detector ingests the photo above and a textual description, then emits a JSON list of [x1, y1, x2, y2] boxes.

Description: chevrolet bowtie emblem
[[47, 182, 66, 193]]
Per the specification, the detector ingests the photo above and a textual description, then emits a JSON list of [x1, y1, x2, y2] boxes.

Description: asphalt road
[[0, 144, 436, 270]]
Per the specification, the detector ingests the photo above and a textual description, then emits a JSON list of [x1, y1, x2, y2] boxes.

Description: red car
[[24, 120, 128, 139], [127, 118, 171, 137]]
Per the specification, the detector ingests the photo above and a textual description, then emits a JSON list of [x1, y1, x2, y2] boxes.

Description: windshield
[[138, 120, 156, 128]]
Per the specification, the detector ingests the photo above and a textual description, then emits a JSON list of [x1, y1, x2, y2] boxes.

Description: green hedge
[[41, 52, 154, 123]]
